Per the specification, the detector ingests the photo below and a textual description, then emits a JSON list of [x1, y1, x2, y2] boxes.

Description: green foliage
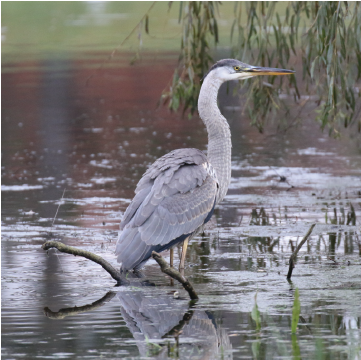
[[324, 205, 357, 225], [302, 2, 361, 136], [251, 292, 261, 332], [161, 2, 220, 114], [163, 1, 361, 136], [291, 334, 301, 359], [315, 337, 326, 360], [291, 288, 300, 334], [231, 2, 298, 133], [144, 335, 163, 357]]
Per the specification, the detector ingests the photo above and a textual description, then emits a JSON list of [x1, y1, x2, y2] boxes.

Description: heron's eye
[[234, 66, 240, 71]]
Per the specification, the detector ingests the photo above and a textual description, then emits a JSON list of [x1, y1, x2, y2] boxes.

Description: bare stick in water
[[152, 251, 199, 300], [42, 241, 122, 284], [287, 223, 316, 280]]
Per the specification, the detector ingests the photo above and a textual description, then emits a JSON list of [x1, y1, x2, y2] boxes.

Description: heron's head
[[203, 59, 294, 82]]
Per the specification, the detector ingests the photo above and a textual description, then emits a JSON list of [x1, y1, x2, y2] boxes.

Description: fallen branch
[[152, 251, 199, 300], [42, 241, 200, 299], [44, 291, 116, 319], [287, 223, 316, 280], [42, 241, 122, 284]]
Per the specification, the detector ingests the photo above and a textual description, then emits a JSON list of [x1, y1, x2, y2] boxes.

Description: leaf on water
[[291, 288, 300, 334]]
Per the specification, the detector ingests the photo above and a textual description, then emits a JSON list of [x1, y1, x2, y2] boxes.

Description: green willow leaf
[[145, 15, 149, 34]]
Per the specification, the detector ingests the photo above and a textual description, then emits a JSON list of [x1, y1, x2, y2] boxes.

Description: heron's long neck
[[198, 73, 232, 203]]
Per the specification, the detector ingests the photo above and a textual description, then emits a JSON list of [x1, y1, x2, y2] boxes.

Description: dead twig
[[42, 241, 122, 284], [287, 223, 316, 280], [152, 251, 199, 300], [44, 291, 116, 319], [269, 166, 294, 189]]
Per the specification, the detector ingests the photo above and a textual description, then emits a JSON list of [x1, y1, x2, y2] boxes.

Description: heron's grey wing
[[120, 148, 208, 231], [116, 149, 218, 270], [139, 173, 217, 246]]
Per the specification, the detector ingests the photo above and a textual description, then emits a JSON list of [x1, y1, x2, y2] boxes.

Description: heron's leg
[[170, 248, 174, 267], [179, 237, 190, 272]]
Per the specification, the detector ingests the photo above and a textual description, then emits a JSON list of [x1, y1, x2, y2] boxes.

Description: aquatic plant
[[291, 288, 300, 334], [251, 292, 261, 332]]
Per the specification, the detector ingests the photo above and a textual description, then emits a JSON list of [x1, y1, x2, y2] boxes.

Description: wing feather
[[139, 175, 217, 246], [120, 185, 152, 230]]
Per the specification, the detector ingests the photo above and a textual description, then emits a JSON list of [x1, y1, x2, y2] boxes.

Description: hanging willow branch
[[161, 1, 220, 114], [301, 2, 361, 136], [160, 1, 361, 136]]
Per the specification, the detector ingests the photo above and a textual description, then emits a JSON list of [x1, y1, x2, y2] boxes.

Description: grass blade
[[291, 288, 300, 333]]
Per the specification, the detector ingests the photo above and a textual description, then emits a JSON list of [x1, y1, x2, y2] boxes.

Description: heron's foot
[[132, 269, 146, 278]]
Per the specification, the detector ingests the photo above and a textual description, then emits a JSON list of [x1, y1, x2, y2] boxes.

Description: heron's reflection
[[117, 287, 232, 359], [44, 284, 232, 359]]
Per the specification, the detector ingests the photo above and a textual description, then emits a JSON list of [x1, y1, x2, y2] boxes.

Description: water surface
[[2, 54, 361, 359]]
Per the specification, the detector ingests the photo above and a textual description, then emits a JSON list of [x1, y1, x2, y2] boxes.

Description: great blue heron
[[116, 59, 294, 272]]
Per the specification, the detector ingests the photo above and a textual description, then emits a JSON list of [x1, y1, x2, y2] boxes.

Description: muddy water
[[2, 55, 361, 360]]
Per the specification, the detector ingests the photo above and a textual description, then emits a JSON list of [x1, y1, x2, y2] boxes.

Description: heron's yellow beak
[[247, 66, 295, 76]]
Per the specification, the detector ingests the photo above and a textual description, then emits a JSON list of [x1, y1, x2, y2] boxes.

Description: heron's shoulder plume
[[147, 148, 207, 174]]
